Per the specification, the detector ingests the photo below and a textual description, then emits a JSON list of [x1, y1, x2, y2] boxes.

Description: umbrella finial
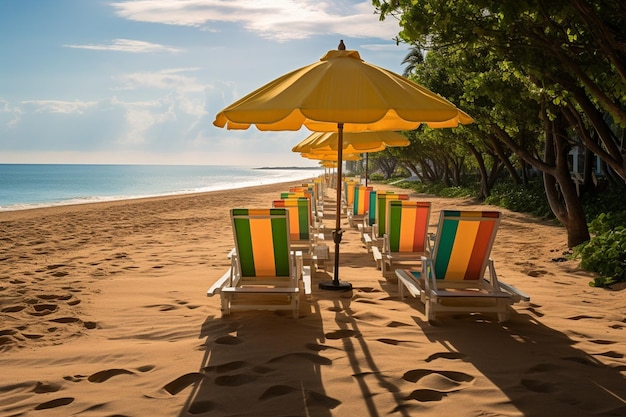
[[338, 40, 345, 50]]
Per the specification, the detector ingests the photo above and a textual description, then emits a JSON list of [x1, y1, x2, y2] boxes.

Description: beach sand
[[1, 180, 624, 416]]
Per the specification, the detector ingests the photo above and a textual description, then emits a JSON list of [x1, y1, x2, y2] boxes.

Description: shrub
[[573, 227, 626, 287]]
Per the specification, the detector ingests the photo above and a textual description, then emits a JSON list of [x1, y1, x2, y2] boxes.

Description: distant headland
[[254, 166, 322, 170]]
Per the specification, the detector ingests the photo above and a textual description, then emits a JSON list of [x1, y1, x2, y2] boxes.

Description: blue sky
[[0, 0, 410, 166]]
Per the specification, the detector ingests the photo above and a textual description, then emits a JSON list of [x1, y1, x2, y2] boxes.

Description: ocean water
[[0, 164, 323, 212]]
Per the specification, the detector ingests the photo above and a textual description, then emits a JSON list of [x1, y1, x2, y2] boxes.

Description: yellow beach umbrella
[[293, 131, 410, 185], [301, 152, 361, 161], [292, 131, 409, 154], [214, 41, 473, 290]]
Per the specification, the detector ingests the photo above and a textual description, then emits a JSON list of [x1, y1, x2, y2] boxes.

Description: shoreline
[[0, 174, 323, 214]]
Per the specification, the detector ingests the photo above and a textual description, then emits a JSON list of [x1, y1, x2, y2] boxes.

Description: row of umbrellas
[[213, 40, 472, 290]]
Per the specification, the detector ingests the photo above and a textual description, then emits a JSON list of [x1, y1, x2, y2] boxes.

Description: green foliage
[[484, 179, 554, 219], [572, 183, 626, 287], [573, 227, 626, 287]]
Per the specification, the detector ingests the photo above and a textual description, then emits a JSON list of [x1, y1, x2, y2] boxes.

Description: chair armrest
[[207, 269, 232, 296], [395, 269, 423, 298], [498, 281, 531, 302]]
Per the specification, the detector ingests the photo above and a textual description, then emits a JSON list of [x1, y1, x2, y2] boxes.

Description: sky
[[0, 0, 411, 167]]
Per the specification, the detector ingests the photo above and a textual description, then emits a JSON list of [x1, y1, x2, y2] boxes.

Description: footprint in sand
[[203, 360, 248, 373], [29, 303, 58, 316], [88, 368, 136, 383], [425, 352, 468, 362], [49, 317, 81, 324], [1, 305, 26, 313], [34, 397, 74, 410], [163, 373, 205, 395], [325, 329, 361, 340], [376, 338, 414, 346], [403, 369, 475, 385], [404, 389, 446, 402], [590, 339, 617, 345], [593, 351, 624, 359], [33, 381, 62, 393], [567, 315, 603, 320]]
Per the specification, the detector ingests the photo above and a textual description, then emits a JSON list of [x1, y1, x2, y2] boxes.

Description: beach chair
[[395, 210, 530, 323], [272, 198, 328, 270], [282, 189, 323, 231], [372, 200, 432, 275], [357, 188, 378, 246], [207, 208, 312, 318], [348, 185, 373, 228], [363, 192, 409, 252], [341, 180, 359, 214]]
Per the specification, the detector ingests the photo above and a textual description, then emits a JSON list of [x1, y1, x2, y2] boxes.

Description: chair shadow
[[176, 295, 336, 417], [400, 299, 626, 416]]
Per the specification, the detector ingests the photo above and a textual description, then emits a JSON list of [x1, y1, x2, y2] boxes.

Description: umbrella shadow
[[176, 299, 336, 417], [312, 284, 417, 417], [399, 306, 626, 416]]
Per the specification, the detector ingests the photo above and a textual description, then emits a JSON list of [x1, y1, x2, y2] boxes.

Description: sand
[[1, 180, 624, 417]]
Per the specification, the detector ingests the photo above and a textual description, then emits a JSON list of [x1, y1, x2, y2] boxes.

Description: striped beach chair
[[207, 208, 312, 318], [282, 189, 322, 231], [342, 180, 359, 214], [395, 210, 530, 323], [348, 185, 373, 228], [373, 200, 431, 275], [363, 192, 409, 252]]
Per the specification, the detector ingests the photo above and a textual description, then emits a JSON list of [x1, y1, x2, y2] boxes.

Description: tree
[[373, 0, 626, 246]]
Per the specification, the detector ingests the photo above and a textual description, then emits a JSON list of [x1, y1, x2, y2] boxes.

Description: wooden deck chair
[[395, 210, 530, 323], [363, 192, 409, 252], [342, 180, 358, 214], [358, 189, 379, 245], [348, 185, 373, 228], [283, 189, 323, 229], [207, 208, 312, 318], [372, 200, 432, 275], [313, 177, 325, 207], [273, 198, 328, 270]]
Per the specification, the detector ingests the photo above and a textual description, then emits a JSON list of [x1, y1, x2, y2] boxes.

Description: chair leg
[[425, 299, 436, 323], [497, 300, 510, 322], [292, 295, 300, 319], [220, 293, 231, 317]]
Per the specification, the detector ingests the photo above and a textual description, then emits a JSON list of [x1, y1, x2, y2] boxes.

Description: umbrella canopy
[[214, 45, 472, 132], [301, 152, 361, 161], [292, 131, 409, 154], [213, 41, 473, 291], [293, 131, 410, 186]]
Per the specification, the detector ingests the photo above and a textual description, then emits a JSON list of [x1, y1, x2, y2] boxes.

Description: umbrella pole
[[319, 123, 352, 291], [365, 153, 368, 186]]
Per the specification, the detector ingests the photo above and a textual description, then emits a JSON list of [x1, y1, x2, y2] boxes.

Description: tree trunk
[[542, 116, 591, 247]]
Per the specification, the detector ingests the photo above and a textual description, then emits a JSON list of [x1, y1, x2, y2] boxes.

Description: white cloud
[[64, 38, 181, 53], [110, 0, 399, 41], [0, 98, 22, 128], [20, 100, 99, 114], [114, 68, 205, 93]]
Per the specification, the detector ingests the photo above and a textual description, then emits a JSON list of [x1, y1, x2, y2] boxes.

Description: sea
[[0, 164, 324, 212]]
